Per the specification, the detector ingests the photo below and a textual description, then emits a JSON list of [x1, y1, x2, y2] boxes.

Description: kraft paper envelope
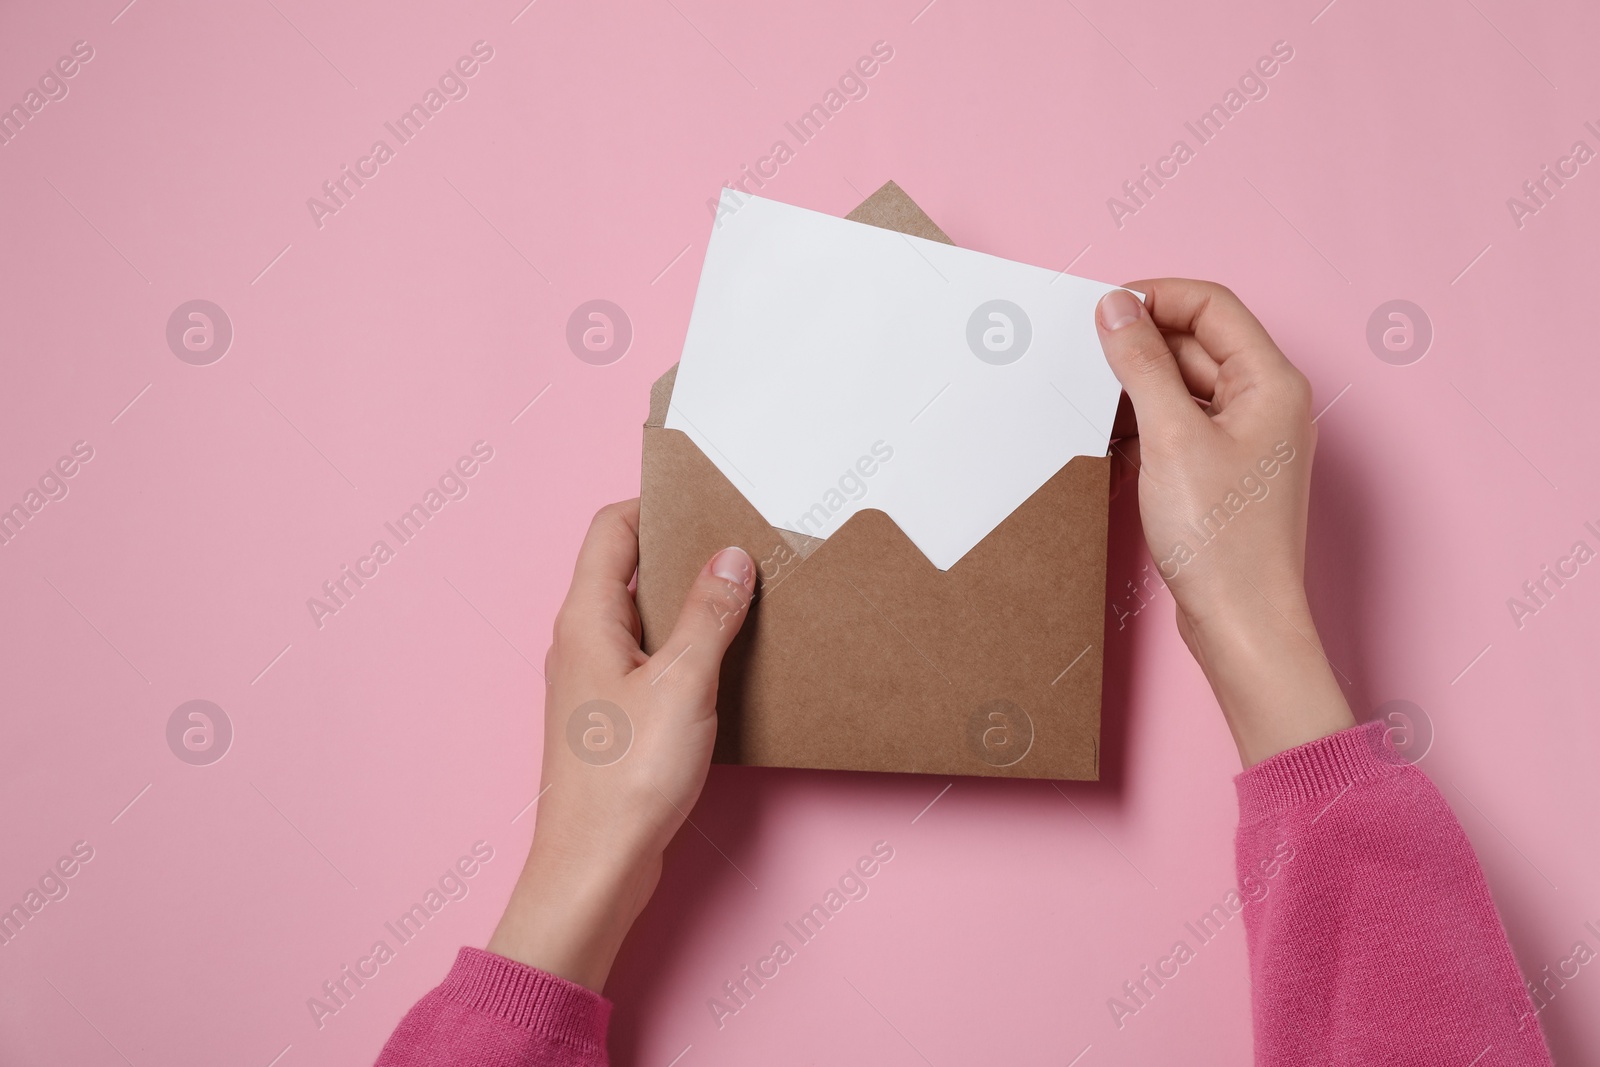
[[638, 181, 1109, 780]]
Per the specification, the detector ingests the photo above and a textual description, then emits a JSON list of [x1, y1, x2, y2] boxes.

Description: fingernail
[[1098, 289, 1142, 331], [711, 546, 753, 589]]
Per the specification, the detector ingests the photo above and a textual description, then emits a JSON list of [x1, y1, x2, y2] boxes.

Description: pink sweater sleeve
[[1234, 722, 1552, 1066], [374, 947, 610, 1067], [376, 724, 1553, 1066]]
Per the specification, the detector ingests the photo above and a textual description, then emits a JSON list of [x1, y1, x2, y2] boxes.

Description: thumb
[[641, 546, 756, 690], [1096, 288, 1205, 437]]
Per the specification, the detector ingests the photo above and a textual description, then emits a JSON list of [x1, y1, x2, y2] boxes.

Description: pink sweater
[[375, 724, 1552, 1065]]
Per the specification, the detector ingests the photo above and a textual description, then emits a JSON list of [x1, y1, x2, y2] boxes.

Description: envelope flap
[[844, 180, 955, 245]]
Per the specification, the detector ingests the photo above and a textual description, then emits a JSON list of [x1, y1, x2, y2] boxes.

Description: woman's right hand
[[1094, 279, 1354, 766]]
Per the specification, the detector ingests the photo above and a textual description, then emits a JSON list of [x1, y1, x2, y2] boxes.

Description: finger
[[638, 546, 756, 692], [1109, 335, 1216, 424], [1123, 279, 1290, 372], [1162, 331, 1220, 401], [558, 499, 644, 650], [1096, 289, 1209, 436], [1111, 391, 1208, 440]]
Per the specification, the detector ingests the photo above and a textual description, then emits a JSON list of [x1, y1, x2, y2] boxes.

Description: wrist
[[487, 829, 661, 992], [1179, 585, 1356, 768]]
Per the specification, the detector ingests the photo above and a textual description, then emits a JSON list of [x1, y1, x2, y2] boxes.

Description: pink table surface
[[2, 1, 1597, 1064]]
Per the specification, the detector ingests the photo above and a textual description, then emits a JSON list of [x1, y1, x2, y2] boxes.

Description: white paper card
[[666, 190, 1126, 570]]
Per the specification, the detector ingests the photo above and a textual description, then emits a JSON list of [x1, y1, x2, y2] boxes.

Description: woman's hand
[[487, 500, 754, 991], [1096, 279, 1354, 766]]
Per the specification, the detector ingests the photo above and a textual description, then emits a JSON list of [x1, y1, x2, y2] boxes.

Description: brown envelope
[[638, 181, 1108, 781]]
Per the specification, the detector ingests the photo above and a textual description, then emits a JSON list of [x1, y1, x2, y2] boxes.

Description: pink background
[[3, 0, 1597, 1064]]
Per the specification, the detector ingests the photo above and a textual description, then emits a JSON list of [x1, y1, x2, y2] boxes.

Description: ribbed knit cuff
[[438, 947, 611, 1052], [1235, 721, 1404, 824]]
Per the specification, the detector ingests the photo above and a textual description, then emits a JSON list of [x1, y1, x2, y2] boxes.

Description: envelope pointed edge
[[845, 180, 955, 245]]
